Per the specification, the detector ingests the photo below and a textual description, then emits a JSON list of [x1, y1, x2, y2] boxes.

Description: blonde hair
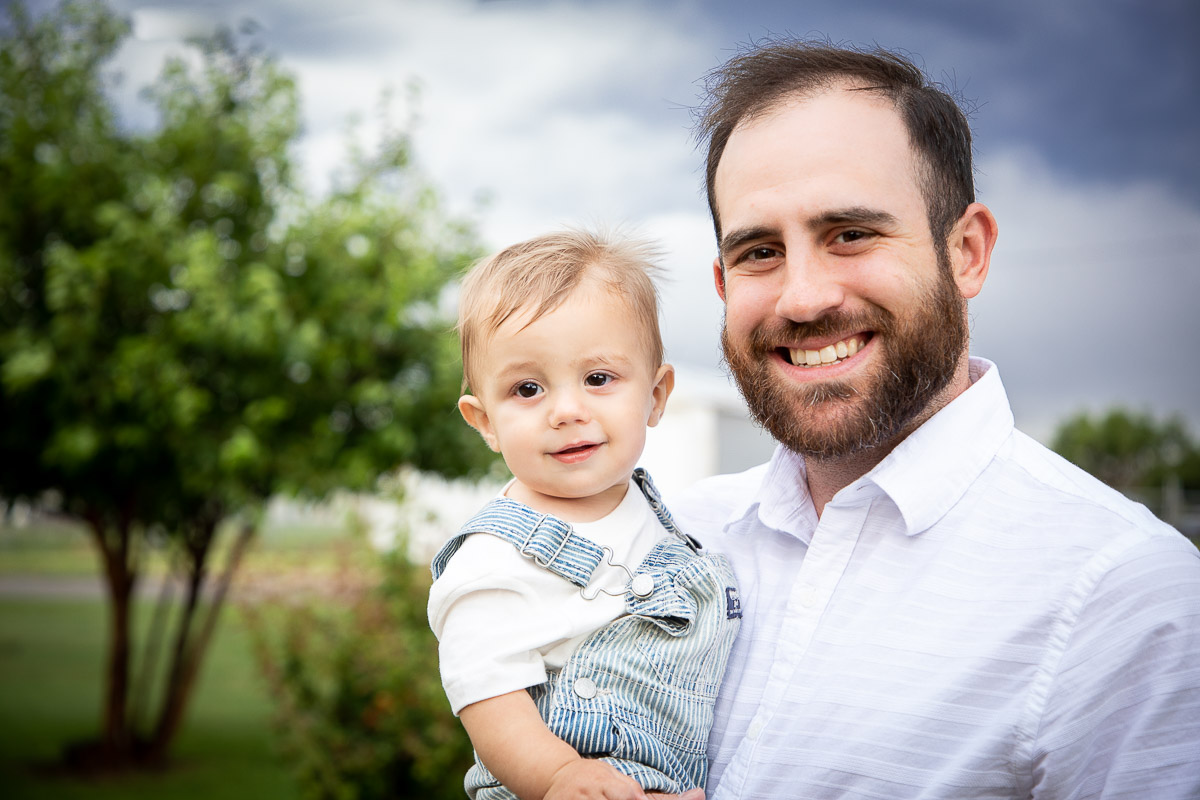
[[457, 228, 665, 393]]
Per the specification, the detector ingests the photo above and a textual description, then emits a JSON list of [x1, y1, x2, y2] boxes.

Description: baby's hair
[[457, 228, 665, 393]]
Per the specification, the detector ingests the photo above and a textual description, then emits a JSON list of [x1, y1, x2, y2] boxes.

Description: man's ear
[[458, 395, 500, 452], [949, 202, 998, 300], [712, 257, 727, 302], [647, 364, 675, 427]]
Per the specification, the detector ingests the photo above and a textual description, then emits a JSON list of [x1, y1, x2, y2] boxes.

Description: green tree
[[1051, 408, 1200, 493], [0, 0, 493, 769]]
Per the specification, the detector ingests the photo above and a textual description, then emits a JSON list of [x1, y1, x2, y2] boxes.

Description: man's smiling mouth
[[783, 335, 868, 367]]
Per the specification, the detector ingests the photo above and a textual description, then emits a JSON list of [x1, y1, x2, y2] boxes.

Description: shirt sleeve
[[428, 533, 569, 715], [1031, 533, 1200, 798]]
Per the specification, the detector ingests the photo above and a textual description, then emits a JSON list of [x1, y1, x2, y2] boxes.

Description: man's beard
[[721, 260, 967, 461]]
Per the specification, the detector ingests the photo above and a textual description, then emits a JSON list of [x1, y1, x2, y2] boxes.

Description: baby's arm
[[459, 688, 648, 800]]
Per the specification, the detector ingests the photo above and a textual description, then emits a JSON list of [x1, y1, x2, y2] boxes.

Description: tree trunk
[[87, 514, 137, 762], [131, 561, 176, 735], [147, 519, 255, 762], [144, 520, 211, 765]]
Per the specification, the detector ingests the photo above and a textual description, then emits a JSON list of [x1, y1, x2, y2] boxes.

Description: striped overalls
[[431, 468, 741, 797]]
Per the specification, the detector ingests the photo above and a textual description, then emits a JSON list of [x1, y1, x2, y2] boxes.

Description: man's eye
[[746, 246, 779, 261], [584, 372, 612, 388], [515, 382, 542, 398], [833, 229, 870, 244]]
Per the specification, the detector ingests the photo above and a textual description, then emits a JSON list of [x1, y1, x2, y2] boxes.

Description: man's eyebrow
[[719, 226, 778, 258], [812, 207, 900, 229]]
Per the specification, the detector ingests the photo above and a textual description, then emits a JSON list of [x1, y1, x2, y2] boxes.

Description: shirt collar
[[735, 357, 1015, 541], [754, 446, 819, 542], [853, 357, 1014, 536]]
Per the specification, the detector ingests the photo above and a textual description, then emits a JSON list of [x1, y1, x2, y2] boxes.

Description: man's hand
[[543, 758, 647, 800], [459, 690, 707, 800]]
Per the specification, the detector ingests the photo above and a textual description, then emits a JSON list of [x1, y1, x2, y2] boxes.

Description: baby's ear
[[647, 364, 675, 427], [458, 395, 500, 452]]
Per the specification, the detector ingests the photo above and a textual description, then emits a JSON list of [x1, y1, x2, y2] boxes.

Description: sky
[[21, 0, 1200, 443]]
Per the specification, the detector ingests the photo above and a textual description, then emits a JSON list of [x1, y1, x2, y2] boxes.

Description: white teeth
[[789, 336, 864, 367]]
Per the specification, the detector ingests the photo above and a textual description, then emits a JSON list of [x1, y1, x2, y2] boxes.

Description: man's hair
[[696, 39, 975, 248], [457, 228, 665, 393]]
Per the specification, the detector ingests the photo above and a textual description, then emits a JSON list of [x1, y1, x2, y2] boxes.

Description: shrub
[[246, 543, 472, 800]]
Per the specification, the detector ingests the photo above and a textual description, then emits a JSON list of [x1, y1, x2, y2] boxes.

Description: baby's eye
[[514, 381, 542, 398], [584, 372, 613, 387]]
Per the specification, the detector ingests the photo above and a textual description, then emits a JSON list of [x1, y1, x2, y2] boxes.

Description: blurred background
[[2, 1, 1198, 798]]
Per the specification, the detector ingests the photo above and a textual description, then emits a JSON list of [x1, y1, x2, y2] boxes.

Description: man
[[670, 41, 1200, 799]]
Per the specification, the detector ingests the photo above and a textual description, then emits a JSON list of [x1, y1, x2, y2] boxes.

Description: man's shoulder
[[987, 428, 1185, 546]]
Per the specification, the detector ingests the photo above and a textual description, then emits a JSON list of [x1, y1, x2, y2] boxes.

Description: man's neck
[[805, 446, 891, 517]]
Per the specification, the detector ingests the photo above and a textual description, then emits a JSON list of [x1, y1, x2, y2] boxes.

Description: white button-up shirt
[[670, 358, 1200, 799]]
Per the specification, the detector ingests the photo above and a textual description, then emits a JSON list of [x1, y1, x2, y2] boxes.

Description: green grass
[[0, 515, 353, 577], [0, 597, 300, 800], [0, 511, 373, 798], [0, 519, 103, 576]]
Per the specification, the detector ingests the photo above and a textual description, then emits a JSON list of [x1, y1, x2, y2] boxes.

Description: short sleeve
[[428, 533, 572, 714]]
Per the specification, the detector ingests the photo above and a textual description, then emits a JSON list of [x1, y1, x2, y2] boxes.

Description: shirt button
[[631, 574, 655, 598], [798, 585, 818, 608], [573, 677, 598, 699], [747, 714, 765, 740]]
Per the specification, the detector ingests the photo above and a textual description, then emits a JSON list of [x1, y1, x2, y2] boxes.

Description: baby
[[428, 229, 740, 799]]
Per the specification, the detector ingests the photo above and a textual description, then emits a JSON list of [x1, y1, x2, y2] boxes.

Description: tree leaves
[[1, 0, 497, 765], [1, 0, 496, 527], [1051, 408, 1200, 493]]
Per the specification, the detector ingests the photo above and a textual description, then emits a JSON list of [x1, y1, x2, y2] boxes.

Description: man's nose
[[548, 388, 591, 427], [774, 253, 845, 323]]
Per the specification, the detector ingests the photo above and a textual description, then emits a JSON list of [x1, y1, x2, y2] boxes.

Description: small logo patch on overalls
[[725, 586, 743, 619]]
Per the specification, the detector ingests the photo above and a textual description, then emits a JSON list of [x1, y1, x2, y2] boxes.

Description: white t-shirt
[[428, 479, 668, 715]]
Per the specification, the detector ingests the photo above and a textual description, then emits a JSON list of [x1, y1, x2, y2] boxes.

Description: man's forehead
[[714, 86, 920, 211]]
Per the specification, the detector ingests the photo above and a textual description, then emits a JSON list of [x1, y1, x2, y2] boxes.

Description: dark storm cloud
[[702, 0, 1200, 205]]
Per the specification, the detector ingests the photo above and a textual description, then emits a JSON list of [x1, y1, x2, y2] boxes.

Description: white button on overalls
[[631, 573, 655, 598]]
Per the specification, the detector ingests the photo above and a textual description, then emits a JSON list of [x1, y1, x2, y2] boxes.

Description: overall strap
[[430, 498, 606, 587], [430, 469, 698, 585], [633, 467, 701, 551]]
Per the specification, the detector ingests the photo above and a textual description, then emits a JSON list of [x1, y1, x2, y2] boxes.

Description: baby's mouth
[[555, 442, 598, 455], [550, 441, 604, 463], [783, 335, 868, 367]]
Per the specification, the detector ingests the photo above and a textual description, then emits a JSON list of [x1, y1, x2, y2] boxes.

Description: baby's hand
[[544, 758, 648, 800]]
